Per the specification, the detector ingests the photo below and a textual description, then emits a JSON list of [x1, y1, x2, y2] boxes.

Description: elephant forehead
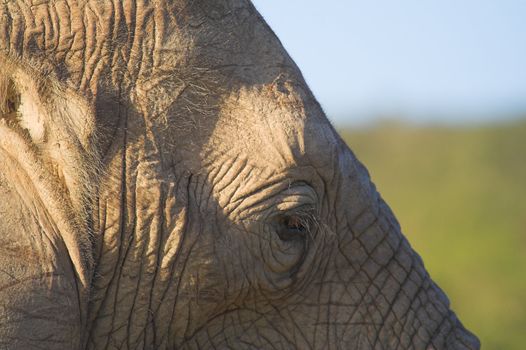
[[0, 0, 159, 91], [0, 0, 285, 95], [201, 83, 338, 171], [202, 85, 305, 170], [0, 1, 245, 93]]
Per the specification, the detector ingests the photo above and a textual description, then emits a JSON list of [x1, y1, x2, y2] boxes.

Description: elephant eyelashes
[[278, 215, 308, 241]]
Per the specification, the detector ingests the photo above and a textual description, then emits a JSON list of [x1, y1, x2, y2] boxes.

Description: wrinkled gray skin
[[0, 1, 480, 349]]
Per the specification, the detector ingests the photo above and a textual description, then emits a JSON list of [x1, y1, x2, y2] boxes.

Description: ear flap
[[0, 60, 97, 295], [0, 59, 99, 213], [0, 68, 47, 143], [0, 74, 20, 122]]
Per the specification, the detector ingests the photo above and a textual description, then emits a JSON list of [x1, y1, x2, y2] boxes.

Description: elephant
[[0, 0, 480, 349]]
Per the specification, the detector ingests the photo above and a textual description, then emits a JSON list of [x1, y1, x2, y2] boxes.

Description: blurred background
[[253, 1, 526, 348]]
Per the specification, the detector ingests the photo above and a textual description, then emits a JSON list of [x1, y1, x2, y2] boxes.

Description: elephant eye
[[278, 215, 308, 241]]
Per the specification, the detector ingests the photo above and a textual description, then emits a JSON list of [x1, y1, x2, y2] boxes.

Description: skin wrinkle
[[146, 185, 168, 346], [369, 250, 406, 346], [0, 164, 81, 348], [147, 173, 190, 348], [97, 104, 130, 350], [167, 174, 222, 344], [337, 242, 395, 344], [123, 179, 151, 348]]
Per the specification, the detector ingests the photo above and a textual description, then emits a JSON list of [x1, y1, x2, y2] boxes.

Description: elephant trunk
[[330, 146, 481, 349]]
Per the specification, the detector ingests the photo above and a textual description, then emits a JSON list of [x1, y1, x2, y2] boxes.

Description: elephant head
[[0, 0, 479, 349]]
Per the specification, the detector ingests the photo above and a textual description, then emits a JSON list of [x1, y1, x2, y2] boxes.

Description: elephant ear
[[0, 73, 18, 119], [0, 66, 47, 143], [0, 59, 99, 290], [0, 61, 95, 150]]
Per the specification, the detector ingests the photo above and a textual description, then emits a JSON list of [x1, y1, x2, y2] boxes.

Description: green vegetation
[[339, 119, 526, 350]]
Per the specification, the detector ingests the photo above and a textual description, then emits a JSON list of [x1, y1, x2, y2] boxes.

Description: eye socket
[[278, 215, 308, 241]]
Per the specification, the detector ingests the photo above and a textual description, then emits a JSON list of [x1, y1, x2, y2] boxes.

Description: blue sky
[[251, 0, 526, 125]]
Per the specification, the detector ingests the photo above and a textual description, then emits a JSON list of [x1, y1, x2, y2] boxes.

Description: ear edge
[[0, 74, 21, 121]]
